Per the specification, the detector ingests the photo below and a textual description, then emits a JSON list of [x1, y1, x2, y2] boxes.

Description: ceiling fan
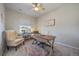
[[32, 3, 45, 12]]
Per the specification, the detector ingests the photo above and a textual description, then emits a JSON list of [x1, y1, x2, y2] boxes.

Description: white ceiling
[[5, 3, 63, 18]]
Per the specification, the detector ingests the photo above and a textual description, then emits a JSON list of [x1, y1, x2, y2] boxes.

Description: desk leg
[[52, 39, 55, 55], [48, 39, 55, 55]]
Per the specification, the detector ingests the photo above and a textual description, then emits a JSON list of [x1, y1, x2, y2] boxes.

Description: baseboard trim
[[55, 42, 79, 50]]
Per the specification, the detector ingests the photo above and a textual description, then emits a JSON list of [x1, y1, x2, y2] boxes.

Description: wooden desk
[[31, 34, 56, 49]]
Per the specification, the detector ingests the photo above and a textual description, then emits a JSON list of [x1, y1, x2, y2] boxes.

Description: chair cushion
[[7, 38, 24, 46]]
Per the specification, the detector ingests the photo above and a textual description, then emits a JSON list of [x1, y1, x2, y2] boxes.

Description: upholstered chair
[[5, 30, 24, 50]]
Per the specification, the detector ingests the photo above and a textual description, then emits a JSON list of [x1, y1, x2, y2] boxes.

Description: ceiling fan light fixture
[[32, 3, 45, 12], [34, 7, 39, 11]]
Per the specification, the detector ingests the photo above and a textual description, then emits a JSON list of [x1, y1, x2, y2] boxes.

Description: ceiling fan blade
[[32, 3, 45, 12]]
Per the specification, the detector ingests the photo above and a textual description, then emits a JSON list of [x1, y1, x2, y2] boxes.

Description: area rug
[[24, 45, 49, 56]]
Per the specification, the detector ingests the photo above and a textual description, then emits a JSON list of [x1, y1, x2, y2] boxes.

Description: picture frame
[[47, 18, 55, 26]]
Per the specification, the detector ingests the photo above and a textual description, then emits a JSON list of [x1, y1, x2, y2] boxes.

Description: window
[[19, 25, 31, 34]]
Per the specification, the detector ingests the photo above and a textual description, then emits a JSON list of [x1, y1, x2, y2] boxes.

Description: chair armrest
[[6, 39, 14, 42], [7, 38, 24, 43], [16, 36, 23, 39]]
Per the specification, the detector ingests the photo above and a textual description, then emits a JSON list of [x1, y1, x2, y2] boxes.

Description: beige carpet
[[4, 39, 79, 56]]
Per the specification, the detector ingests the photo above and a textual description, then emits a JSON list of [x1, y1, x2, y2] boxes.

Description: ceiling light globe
[[34, 7, 39, 11]]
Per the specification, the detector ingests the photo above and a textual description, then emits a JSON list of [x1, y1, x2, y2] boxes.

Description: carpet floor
[[4, 39, 79, 56]]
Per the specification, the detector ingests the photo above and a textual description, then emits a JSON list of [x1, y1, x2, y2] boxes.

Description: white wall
[[37, 4, 79, 48], [5, 8, 36, 33], [0, 4, 5, 55], [5, 4, 79, 48]]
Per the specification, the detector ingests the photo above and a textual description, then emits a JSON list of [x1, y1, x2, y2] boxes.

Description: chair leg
[[7, 46, 9, 50], [23, 41, 25, 45], [15, 46, 17, 51]]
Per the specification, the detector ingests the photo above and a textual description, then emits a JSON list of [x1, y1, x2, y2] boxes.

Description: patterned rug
[[24, 45, 50, 56], [23, 40, 53, 56], [4, 39, 79, 56]]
